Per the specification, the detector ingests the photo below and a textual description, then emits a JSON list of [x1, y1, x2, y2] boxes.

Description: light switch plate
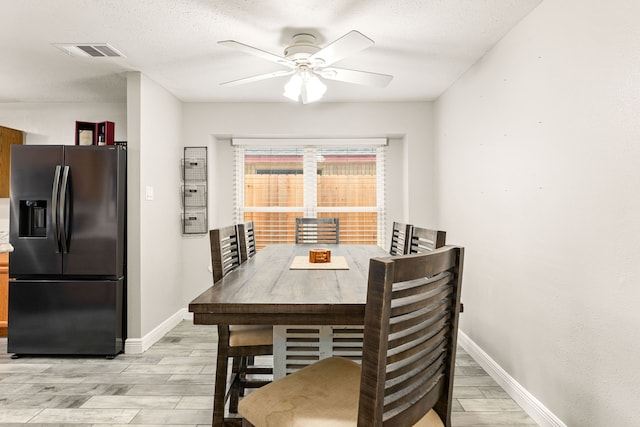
[[145, 185, 154, 201]]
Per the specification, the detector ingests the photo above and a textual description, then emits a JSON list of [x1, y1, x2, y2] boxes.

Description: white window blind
[[234, 144, 386, 249]]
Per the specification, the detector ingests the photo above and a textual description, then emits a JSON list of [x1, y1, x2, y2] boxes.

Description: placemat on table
[[289, 255, 349, 270]]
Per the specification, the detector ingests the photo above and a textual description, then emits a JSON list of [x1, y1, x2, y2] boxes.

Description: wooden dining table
[[189, 243, 390, 326], [190, 243, 390, 424]]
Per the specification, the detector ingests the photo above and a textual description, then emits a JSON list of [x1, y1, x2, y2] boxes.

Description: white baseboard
[[124, 308, 191, 354], [458, 330, 566, 427]]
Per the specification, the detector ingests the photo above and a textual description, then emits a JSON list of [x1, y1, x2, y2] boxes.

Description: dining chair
[[237, 221, 257, 262], [295, 217, 339, 244], [238, 245, 464, 427], [236, 221, 261, 381], [209, 225, 273, 426], [389, 221, 412, 255], [407, 226, 462, 312], [408, 226, 446, 253]]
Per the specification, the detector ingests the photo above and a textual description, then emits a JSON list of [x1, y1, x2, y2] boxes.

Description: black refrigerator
[[8, 145, 126, 357]]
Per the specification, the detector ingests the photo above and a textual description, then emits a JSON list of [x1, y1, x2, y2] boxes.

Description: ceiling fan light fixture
[[283, 73, 303, 101], [283, 69, 326, 104], [221, 30, 391, 102], [303, 74, 327, 103]]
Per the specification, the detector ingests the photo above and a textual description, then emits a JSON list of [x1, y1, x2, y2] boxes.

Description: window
[[234, 142, 386, 249]]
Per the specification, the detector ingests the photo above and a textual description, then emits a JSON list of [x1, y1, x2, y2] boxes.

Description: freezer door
[[7, 279, 125, 356], [62, 146, 126, 277], [9, 145, 64, 276]]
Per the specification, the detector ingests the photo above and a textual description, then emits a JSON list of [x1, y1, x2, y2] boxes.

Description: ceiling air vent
[[53, 43, 126, 58]]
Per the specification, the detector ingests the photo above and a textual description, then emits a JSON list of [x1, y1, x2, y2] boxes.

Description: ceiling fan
[[218, 30, 393, 104]]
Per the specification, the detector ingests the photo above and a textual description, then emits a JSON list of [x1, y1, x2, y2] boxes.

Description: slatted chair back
[[295, 217, 339, 244], [358, 246, 464, 426], [209, 225, 242, 283], [408, 226, 446, 253], [389, 221, 412, 255], [209, 224, 273, 426], [237, 221, 257, 262]]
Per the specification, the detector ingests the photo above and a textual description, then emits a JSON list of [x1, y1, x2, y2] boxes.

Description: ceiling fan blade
[[309, 30, 374, 67], [218, 40, 295, 68], [220, 70, 294, 87], [319, 67, 393, 88]]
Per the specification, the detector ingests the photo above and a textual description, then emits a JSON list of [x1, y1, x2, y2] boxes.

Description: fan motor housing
[[284, 33, 321, 62]]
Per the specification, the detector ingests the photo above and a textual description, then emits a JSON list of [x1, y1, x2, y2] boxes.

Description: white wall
[[180, 102, 435, 304], [126, 73, 184, 341], [435, 0, 640, 425]]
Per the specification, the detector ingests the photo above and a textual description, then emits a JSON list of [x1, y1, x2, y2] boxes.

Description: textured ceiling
[[0, 0, 542, 103]]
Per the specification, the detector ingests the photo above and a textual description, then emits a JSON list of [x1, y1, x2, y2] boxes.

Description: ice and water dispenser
[[18, 200, 47, 237]]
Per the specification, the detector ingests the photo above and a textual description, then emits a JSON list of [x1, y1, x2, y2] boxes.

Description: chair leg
[[229, 356, 242, 413], [213, 344, 229, 427], [239, 356, 250, 397]]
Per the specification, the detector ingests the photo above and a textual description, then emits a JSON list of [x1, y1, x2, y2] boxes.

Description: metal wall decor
[[181, 147, 208, 234]]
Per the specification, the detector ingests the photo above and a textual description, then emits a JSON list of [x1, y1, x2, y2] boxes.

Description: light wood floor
[[0, 320, 538, 426]]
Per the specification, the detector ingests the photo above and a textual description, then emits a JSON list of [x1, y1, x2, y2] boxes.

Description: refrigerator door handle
[[51, 165, 62, 253], [59, 165, 70, 253]]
